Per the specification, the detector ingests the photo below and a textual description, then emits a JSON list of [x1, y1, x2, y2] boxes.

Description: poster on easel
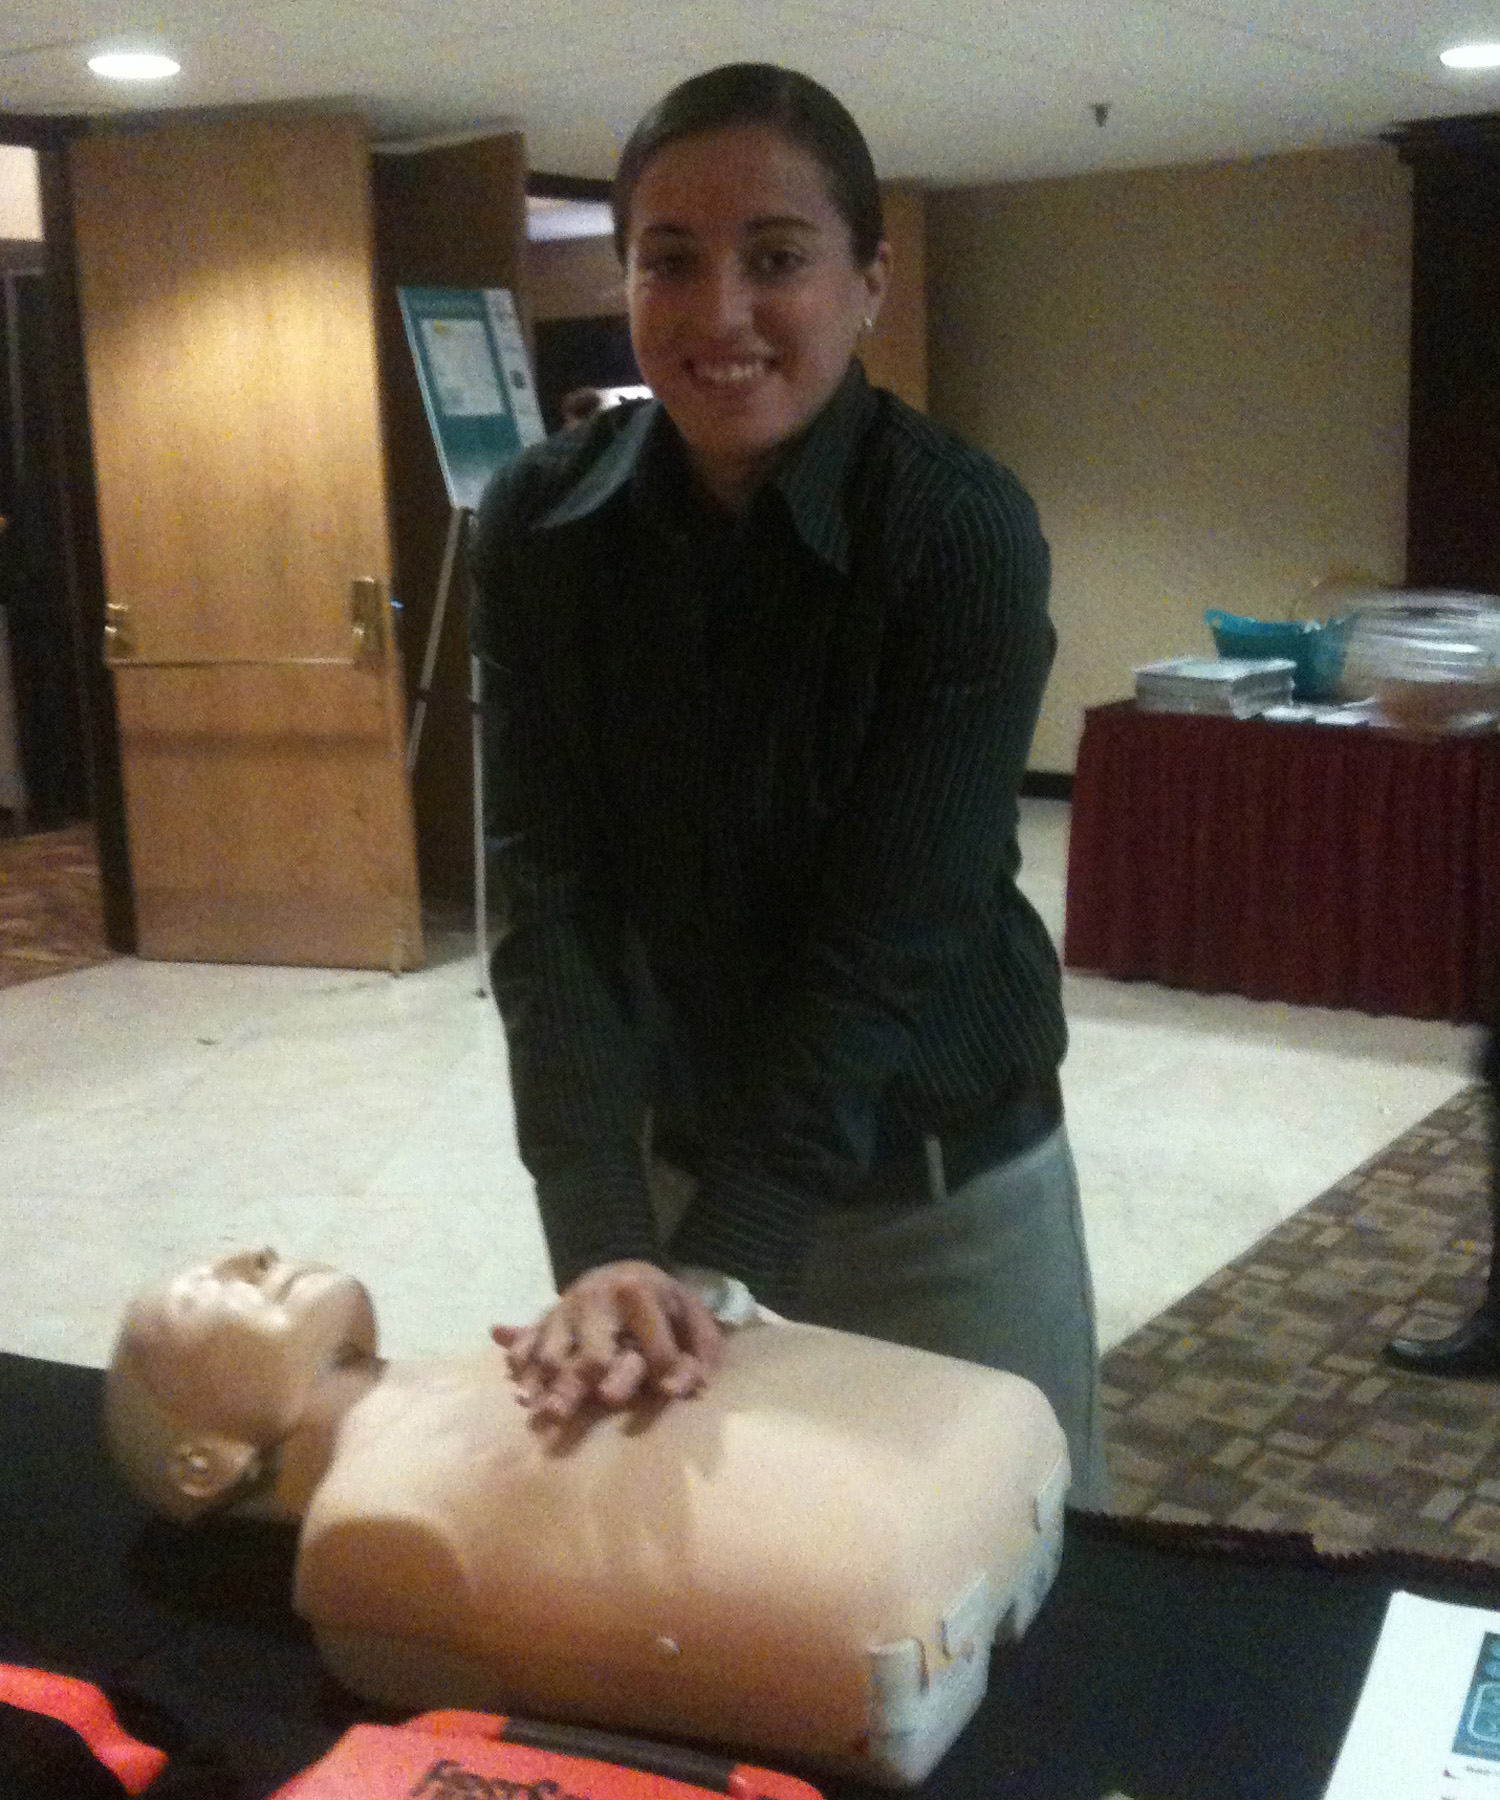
[[397, 286, 547, 511]]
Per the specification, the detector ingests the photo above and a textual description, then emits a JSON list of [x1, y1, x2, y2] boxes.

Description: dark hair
[[612, 63, 884, 267]]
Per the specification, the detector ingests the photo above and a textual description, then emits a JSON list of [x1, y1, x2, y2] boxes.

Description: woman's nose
[[698, 260, 755, 333]]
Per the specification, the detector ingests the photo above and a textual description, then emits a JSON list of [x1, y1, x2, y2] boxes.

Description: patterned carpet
[[0, 822, 113, 989], [1101, 1082, 1500, 1560]]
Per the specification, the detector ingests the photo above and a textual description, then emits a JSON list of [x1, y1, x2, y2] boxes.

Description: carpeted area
[[0, 822, 112, 989], [1101, 1083, 1500, 1559]]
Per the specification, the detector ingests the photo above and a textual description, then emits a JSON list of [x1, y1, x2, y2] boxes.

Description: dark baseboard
[[1021, 770, 1074, 802]]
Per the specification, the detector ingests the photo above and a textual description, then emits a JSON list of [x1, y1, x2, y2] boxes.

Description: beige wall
[[928, 146, 1412, 772]]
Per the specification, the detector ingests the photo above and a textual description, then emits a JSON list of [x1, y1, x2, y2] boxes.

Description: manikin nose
[[216, 1247, 281, 1284]]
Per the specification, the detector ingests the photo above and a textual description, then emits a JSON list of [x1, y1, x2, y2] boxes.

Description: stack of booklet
[[1133, 655, 1297, 717]]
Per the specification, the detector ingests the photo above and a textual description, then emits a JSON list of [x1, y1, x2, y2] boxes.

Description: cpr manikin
[[105, 1251, 1069, 1787]]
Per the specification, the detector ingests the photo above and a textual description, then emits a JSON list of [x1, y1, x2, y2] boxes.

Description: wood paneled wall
[[862, 184, 927, 412], [372, 135, 528, 908], [1397, 116, 1500, 594], [528, 234, 625, 322]]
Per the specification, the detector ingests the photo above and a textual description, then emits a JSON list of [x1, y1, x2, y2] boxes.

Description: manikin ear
[[167, 1434, 260, 1509]]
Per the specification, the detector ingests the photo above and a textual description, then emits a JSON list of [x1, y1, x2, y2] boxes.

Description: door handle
[[103, 600, 134, 661], [103, 580, 390, 670], [349, 576, 386, 666]]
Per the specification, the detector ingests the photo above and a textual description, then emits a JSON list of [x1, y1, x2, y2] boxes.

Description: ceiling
[[1, 1, 1498, 186]]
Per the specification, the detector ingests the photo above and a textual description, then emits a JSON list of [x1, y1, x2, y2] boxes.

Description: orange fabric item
[[271, 1709, 823, 1800], [0, 1665, 169, 1794]]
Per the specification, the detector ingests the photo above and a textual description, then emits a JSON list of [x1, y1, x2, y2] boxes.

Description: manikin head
[[105, 1249, 378, 1523]]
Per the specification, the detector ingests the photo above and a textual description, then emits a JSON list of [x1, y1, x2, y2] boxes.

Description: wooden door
[[70, 112, 423, 969]]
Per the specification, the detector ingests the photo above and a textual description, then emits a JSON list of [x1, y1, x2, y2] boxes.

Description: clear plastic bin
[[1339, 593, 1500, 731]]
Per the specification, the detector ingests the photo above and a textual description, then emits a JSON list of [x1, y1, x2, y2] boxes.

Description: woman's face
[[624, 122, 890, 511]]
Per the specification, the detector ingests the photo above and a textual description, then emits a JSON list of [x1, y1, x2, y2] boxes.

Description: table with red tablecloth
[[1062, 701, 1500, 1022]]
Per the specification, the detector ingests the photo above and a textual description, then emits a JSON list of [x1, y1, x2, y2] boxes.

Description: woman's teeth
[[693, 360, 767, 386]]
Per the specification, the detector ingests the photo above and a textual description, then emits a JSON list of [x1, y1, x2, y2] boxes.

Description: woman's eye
[[749, 246, 807, 280]]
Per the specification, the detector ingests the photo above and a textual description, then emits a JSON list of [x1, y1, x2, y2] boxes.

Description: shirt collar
[[766, 360, 876, 576], [534, 360, 877, 575], [535, 398, 659, 529]]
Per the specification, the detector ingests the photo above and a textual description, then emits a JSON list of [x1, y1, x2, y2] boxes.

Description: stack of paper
[[1133, 655, 1296, 717]]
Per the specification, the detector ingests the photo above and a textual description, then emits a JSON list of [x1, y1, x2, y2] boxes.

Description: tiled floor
[[0, 799, 1478, 1369]]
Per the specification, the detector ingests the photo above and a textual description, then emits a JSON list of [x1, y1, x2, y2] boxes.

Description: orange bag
[[0, 1665, 169, 1794], [271, 1708, 823, 1800]]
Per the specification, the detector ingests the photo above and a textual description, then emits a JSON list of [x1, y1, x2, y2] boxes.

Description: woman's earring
[[862, 315, 874, 332]]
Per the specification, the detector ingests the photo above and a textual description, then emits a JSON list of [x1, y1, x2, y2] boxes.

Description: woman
[[471, 63, 1107, 1504]]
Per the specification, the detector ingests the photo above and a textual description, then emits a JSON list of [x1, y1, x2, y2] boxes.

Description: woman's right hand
[[492, 1260, 725, 1424]]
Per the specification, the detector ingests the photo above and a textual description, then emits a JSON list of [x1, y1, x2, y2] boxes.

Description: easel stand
[[406, 506, 490, 999]]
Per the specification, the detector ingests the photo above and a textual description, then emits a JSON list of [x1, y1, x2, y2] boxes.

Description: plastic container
[[1299, 614, 1354, 702], [1339, 593, 1500, 731], [1204, 609, 1348, 702]]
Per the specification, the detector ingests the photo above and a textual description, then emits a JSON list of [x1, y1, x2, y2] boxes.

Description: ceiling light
[[1440, 42, 1500, 70], [88, 51, 181, 81]]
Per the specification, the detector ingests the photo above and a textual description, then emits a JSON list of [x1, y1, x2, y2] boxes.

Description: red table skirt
[[1063, 702, 1500, 1023]]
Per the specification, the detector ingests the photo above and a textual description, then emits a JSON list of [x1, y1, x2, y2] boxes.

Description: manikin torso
[[289, 1318, 1069, 1786]]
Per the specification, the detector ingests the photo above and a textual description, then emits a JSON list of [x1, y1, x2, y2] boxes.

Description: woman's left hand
[[492, 1259, 725, 1424]]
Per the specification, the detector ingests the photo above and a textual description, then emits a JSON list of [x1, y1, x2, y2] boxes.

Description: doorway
[[525, 173, 645, 432], [1, 238, 91, 836], [0, 138, 111, 984]]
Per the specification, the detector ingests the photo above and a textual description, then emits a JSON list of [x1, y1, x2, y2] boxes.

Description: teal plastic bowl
[[1204, 609, 1348, 702], [1299, 615, 1352, 702]]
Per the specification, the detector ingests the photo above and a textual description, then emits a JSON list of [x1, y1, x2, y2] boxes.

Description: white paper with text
[[1325, 1590, 1500, 1798]]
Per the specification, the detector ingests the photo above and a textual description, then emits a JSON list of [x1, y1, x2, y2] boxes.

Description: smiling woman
[[469, 63, 1109, 1508], [621, 122, 888, 511], [611, 65, 890, 511]]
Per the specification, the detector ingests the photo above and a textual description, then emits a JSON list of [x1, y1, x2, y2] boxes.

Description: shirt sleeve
[[670, 465, 1057, 1307], [470, 465, 661, 1290]]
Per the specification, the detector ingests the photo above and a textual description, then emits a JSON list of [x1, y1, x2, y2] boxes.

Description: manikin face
[[623, 122, 890, 511], [126, 1249, 377, 1448]]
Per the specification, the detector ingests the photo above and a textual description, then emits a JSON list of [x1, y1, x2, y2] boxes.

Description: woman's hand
[[492, 1260, 725, 1423]]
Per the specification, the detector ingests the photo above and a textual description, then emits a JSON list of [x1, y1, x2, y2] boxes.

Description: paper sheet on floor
[[1325, 1590, 1500, 1798]]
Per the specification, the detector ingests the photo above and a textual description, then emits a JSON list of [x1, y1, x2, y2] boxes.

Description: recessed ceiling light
[[88, 51, 181, 81], [1440, 42, 1500, 70]]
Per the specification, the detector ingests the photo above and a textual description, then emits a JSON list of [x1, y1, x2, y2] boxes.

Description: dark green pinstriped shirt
[[471, 362, 1066, 1309]]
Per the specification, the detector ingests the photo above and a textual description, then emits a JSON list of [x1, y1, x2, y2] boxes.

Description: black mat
[[7, 1349, 1500, 1800]]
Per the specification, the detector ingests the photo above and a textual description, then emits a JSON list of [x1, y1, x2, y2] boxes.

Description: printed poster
[[397, 286, 546, 511]]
